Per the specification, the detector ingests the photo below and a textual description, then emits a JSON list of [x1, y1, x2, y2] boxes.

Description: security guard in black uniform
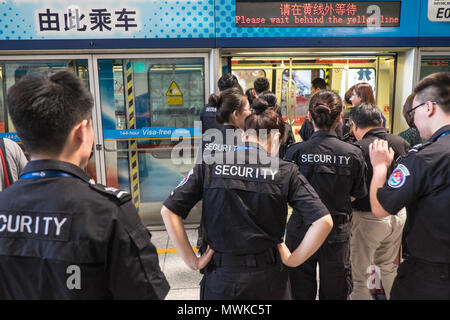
[[196, 87, 251, 253], [162, 107, 333, 300], [200, 73, 242, 133], [1, 70, 169, 299], [369, 72, 450, 300], [284, 90, 368, 300]]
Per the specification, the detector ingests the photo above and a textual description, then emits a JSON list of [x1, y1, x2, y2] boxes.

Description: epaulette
[[350, 142, 364, 152], [283, 158, 297, 165], [286, 141, 302, 149], [408, 141, 433, 153], [88, 179, 132, 205]]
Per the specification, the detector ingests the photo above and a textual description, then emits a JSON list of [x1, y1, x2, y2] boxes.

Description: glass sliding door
[[95, 55, 207, 226]]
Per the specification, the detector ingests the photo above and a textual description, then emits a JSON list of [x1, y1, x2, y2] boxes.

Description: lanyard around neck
[[20, 170, 76, 179]]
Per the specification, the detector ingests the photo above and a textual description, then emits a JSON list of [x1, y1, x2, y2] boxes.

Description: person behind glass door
[[162, 104, 333, 300], [283, 90, 368, 300]]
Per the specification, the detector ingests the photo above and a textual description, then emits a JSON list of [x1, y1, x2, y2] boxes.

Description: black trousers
[[200, 248, 292, 300], [285, 215, 352, 300], [390, 257, 450, 300]]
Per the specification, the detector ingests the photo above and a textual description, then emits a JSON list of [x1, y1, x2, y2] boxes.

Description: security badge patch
[[177, 169, 194, 188], [388, 164, 410, 188]]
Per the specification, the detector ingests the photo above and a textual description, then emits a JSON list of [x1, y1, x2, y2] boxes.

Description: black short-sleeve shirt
[[352, 127, 410, 211], [285, 130, 367, 217], [0, 160, 169, 299], [200, 104, 221, 133], [164, 142, 329, 255], [377, 125, 450, 263]]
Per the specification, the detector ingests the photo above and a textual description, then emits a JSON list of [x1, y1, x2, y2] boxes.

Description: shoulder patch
[[176, 169, 194, 188], [387, 164, 410, 188], [88, 180, 132, 204]]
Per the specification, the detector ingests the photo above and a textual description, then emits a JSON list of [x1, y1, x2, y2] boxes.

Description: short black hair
[[254, 77, 270, 94], [7, 70, 93, 155], [218, 73, 241, 92], [311, 78, 326, 90], [414, 72, 450, 114], [349, 102, 383, 129]]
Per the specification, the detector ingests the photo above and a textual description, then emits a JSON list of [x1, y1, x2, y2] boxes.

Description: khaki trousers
[[350, 209, 406, 300]]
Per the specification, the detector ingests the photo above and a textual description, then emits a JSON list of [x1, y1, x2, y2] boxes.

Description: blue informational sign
[[0, 0, 215, 40], [0, 1, 449, 47], [103, 127, 201, 140], [0, 132, 20, 142]]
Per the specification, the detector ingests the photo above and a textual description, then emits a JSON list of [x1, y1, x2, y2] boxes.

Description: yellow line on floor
[[157, 247, 198, 254]]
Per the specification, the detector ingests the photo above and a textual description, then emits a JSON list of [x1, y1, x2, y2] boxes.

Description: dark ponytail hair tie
[[314, 104, 331, 114]]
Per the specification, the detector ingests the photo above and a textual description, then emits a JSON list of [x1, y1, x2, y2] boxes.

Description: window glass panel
[[98, 58, 205, 225]]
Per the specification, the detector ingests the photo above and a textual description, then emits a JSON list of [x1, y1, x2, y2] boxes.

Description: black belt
[[211, 247, 279, 268]]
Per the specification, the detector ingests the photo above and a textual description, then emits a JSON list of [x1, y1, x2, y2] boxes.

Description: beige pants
[[350, 209, 406, 300]]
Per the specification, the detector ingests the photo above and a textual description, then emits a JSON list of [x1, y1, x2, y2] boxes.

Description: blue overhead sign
[[0, 1, 449, 47]]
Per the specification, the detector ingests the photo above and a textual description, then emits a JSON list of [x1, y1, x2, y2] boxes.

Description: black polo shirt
[[200, 104, 221, 133], [285, 130, 367, 217], [164, 142, 329, 255], [0, 160, 169, 299], [352, 127, 410, 212], [377, 125, 450, 263]]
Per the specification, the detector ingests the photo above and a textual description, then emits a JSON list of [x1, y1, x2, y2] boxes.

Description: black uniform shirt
[[200, 104, 221, 133], [0, 160, 169, 299], [377, 125, 450, 263], [164, 142, 329, 255], [285, 130, 367, 217], [197, 124, 242, 164], [352, 127, 410, 212]]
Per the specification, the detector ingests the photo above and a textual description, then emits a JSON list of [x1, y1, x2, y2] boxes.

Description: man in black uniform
[[349, 102, 409, 300], [200, 73, 241, 133], [0, 71, 169, 299], [369, 72, 450, 300]]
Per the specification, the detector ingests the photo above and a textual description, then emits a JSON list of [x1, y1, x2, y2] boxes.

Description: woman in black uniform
[[284, 90, 368, 300], [162, 101, 333, 300], [257, 91, 296, 158], [196, 87, 252, 252], [198, 87, 251, 162]]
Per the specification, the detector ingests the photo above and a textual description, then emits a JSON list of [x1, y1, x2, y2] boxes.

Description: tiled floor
[[150, 226, 202, 300]]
